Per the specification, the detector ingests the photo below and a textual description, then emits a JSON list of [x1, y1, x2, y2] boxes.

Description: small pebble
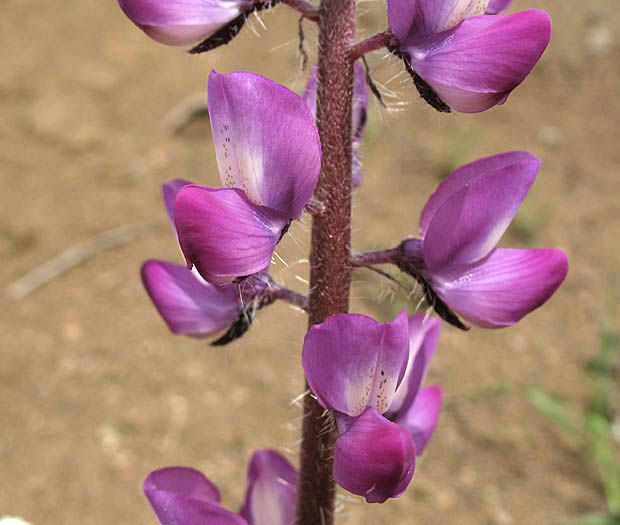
[[584, 26, 614, 58], [537, 126, 562, 147], [0, 518, 33, 525]]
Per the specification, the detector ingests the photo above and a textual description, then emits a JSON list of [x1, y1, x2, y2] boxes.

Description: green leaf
[[527, 387, 582, 435], [566, 513, 620, 525]]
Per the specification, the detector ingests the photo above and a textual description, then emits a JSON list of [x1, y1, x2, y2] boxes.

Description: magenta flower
[[142, 260, 278, 344], [144, 449, 297, 525], [302, 311, 442, 503], [396, 151, 569, 328], [174, 70, 321, 285], [117, 0, 272, 52], [142, 179, 278, 345], [303, 62, 368, 188], [386, 0, 551, 112]]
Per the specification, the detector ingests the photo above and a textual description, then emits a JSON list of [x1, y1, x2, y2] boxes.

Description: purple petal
[[486, 0, 512, 14], [302, 311, 410, 417], [389, 0, 489, 40], [405, 10, 552, 113], [145, 467, 221, 503], [208, 70, 321, 219], [432, 248, 569, 327], [141, 260, 240, 336], [420, 151, 537, 238], [333, 408, 416, 503], [174, 185, 288, 285], [388, 314, 441, 416], [393, 385, 442, 454], [240, 450, 297, 525], [422, 153, 540, 270], [144, 467, 247, 525], [118, 0, 249, 46], [163, 179, 193, 227], [387, 0, 418, 43], [302, 66, 318, 121]]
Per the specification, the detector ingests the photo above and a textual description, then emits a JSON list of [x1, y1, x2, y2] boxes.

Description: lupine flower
[[174, 70, 321, 285], [144, 449, 297, 525], [302, 311, 442, 503], [142, 179, 275, 344], [117, 0, 273, 52], [386, 0, 551, 112], [303, 62, 368, 187], [142, 259, 242, 336], [396, 151, 569, 329], [142, 260, 277, 344]]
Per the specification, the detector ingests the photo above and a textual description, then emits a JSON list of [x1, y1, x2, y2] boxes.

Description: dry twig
[[6, 224, 150, 300]]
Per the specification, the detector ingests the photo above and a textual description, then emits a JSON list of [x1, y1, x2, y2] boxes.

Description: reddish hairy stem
[[267, 285, 309, 312], [349, 247, 400, 268], [296, 0, 356, 523], [349, 30, 392, 61]]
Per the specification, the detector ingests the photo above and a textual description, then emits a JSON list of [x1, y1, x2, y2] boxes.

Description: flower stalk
[[350, 247, 400, 268], [349, 30, 392, 62], [264, 283, 309, 312], [296, 0, 356, 522]]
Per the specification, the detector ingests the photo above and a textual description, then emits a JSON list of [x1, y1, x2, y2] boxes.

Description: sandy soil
[[1, 1, 619, 523]]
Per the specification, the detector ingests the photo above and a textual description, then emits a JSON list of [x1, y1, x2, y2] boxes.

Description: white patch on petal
[[191, 266, 209, 286], [217, 121, 265, 207], [465, 0, 489, 18], [474, 214, 512, 262], [369, 367, 393, 414], [235, 142, 264, 206], [251, 478, 285, 525], [345, 359, 400, 416], [217, 122, 240, 189], [438, 0, 489, 31], [345, 363, 374, 417], [390, 331, 423, 410]]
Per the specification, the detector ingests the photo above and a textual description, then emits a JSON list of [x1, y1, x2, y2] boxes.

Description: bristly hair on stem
[[296, 0, 357, 522]]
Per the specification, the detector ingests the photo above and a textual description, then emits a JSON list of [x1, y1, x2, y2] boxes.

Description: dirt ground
[[1, 1, 619, 523]]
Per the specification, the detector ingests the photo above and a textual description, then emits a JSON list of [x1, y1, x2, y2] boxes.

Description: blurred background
[[1, 0, 619, 523]]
